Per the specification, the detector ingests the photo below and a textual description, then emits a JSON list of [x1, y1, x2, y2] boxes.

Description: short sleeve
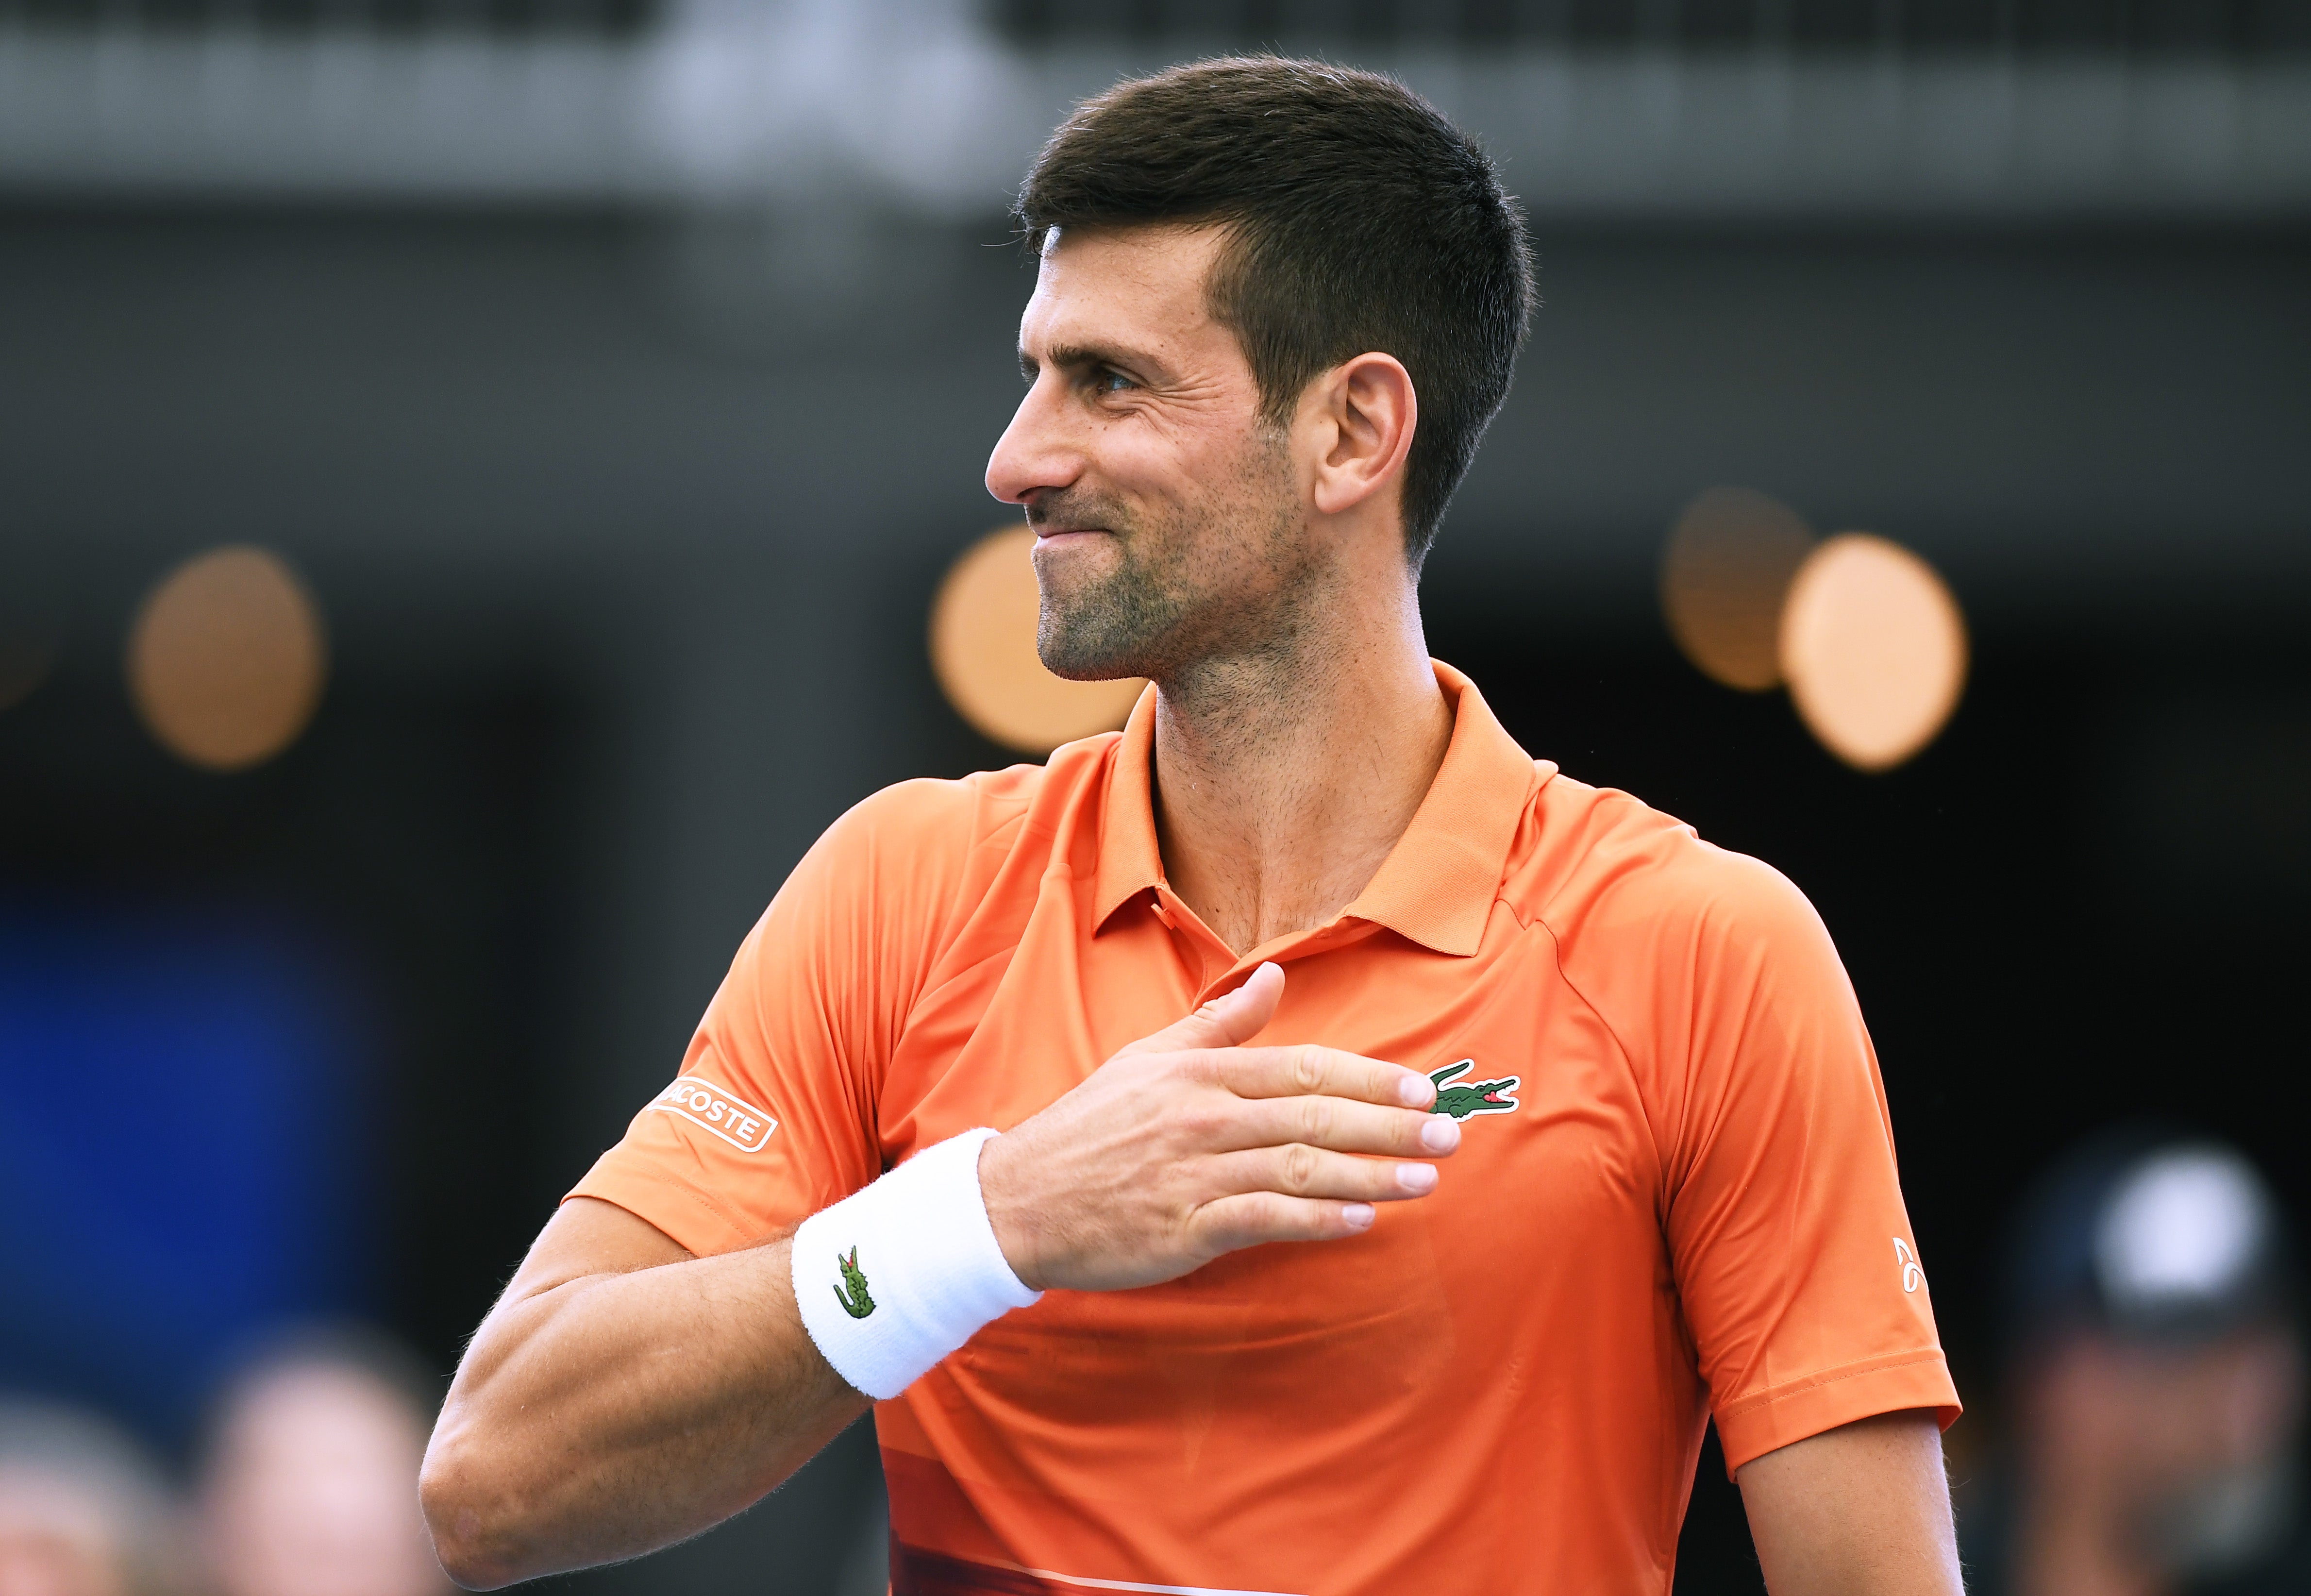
[[566, 778, 984, 1258], [1653, 849, 1960, 1475]]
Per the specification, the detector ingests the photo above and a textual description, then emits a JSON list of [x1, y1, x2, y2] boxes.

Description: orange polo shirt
[[571, 661, 1958, 1596]]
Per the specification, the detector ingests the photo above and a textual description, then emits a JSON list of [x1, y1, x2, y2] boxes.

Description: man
[[0, 1400, 181, 1596], [421, 58, 1962, 1595], [199, 1328, 453, 1596], [1962, 1130, 2308, 1596]]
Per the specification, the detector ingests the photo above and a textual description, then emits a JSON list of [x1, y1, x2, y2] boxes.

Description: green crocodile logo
[[1429, 1059, 1520, 1120], [832, 1247, 875, 1319]]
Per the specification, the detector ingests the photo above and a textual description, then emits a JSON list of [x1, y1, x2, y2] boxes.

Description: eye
[[1092, 366, 1137, 395]]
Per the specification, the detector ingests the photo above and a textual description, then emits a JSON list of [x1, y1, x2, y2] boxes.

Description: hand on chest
[[894, 927, 1639, 1238]]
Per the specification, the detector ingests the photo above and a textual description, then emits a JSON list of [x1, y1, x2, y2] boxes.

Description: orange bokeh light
[[1779, 533, 1967, 772], [1660, 487, 1816, 692], [929, 526, 1144, 756], [127, 546, 328, 772]]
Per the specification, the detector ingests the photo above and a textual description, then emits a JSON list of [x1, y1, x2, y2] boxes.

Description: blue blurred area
[[0, 898, 371, 1451]]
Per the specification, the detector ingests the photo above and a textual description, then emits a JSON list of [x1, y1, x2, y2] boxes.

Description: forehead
[[1019, 223, 1231, 356]]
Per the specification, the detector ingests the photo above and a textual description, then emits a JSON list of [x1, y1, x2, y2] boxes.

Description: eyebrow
[[1018, 340, 1154, 383]]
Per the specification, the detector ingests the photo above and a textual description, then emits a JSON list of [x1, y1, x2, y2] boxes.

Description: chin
[[1035, 614, 1153, 684], [1042, 660, 1143, 685], [1030, 532, 1120, 590]]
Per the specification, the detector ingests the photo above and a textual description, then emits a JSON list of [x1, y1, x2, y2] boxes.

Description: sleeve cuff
[[565, 1158, 769, 1259], [1713, 1348, 1962, 1478]]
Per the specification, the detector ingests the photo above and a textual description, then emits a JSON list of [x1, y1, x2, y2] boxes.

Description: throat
[[1170, 855, 1386, 959], [1148, 652, 1453, 958]]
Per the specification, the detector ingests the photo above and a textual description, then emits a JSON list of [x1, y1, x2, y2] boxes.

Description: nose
[[985, 374, 1083, 508]]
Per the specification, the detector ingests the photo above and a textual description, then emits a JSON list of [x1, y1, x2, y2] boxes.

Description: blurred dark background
[[1, 2, 2307, 1593]]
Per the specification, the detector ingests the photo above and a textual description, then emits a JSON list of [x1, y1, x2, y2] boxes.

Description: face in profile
[[987, 224, 1324, 689], [200, 1361, 447, 1596]]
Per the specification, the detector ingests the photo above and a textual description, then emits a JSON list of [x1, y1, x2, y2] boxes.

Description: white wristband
[[790, 1128, 1041, 1400]]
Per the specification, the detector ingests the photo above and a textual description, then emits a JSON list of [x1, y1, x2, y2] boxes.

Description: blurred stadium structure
[[1, 0, 2309, 216], [1, 3, 2307, 1594]]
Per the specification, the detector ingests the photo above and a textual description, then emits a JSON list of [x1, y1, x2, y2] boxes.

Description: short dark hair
[[1016, 56, 1536, 567]]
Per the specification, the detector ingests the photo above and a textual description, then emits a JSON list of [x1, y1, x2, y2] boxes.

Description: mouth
[[1031, 527, 1111, 547]]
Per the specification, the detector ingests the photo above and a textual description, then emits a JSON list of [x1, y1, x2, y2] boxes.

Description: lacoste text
[[652, 1079, 778, 1152]]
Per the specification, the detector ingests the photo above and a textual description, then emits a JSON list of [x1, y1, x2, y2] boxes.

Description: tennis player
[[422, 58, 1963, 1596]]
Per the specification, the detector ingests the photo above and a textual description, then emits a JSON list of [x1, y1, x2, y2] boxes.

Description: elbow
[[419, 1428, 533, 1591]]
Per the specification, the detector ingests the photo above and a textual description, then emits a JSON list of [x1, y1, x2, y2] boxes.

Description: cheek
[[1097, 409, 1214, 494], [1118, 388, 1270, 479], [1074, 432, 1207, 544], [1090, 409, 1299, 576]]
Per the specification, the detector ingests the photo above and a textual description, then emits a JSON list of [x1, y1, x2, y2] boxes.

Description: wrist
[[790, 1128, 1041, 1401], [973, 1130, 1049, 1294]]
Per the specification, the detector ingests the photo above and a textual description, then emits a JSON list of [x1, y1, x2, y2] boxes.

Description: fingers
[[1188, 1191, 1379, 1254], [1188, 1139, 1446, 1258], [1210, 1044, 1437, 1110], [1203, 1145, 1440, 1204], [1217, 1095, 1460, 1159], [1116, 961, 1286, 1058]]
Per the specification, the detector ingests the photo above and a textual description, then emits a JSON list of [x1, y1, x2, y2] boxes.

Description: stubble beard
[[1032, 434, 1313, 692]]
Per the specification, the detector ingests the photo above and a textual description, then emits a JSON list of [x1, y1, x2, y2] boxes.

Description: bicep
[[570, 786, 983, 1248], [1737, 1409, 1960, 1596]]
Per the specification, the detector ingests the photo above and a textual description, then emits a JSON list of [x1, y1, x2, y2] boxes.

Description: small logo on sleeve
[[833, 1247, 875, 1318], [1429, 1059, 1521, 1120], [1894, 1237, 1925, 1294], [652, 1078, 777, 1152]]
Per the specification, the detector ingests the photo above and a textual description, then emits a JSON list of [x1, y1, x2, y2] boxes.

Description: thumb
[[1118, 961, 1284, 1057]]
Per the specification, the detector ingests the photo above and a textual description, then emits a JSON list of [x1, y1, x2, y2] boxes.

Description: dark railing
[[14, 0, 2307, 51], [991, 0, 2311, 53], [2, 0, 658, 34]]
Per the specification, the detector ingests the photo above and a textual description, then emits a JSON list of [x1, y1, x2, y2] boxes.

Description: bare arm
[[419, 1198, 865, 1588], [420, 964, 1452, 1589], [1738, 1409, 1963, 1596]]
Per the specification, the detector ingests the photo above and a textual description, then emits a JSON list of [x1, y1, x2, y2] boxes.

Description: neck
[[1149, 561, 1451, 957]]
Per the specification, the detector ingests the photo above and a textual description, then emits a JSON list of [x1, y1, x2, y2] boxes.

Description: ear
[[1305, 352, 1417, 521]]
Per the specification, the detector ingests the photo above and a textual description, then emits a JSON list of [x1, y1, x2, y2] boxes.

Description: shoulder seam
[[1490, 783, 1664, 1193], [1535, 904, 1673, 1218], [892, 773, 1047, 1058], [921, 780, 1032, 989], [1491, 868, 1669, 1208]]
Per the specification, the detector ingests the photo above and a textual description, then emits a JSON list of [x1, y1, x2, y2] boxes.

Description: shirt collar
[[1091, 661, 1543, 957], [1091, 684, 1166, 933]]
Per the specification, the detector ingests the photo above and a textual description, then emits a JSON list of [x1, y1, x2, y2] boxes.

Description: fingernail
[[1398, 1075, 1434, 1108], [1420, 1117, 1460, 1153], [1398, 1162, 1439, 1194], [1342, 1203, 1375, 1230]]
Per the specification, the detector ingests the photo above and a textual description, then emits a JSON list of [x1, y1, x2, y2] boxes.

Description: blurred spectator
[[0, 1400, 182, 1596], [1964, 1129, 2309, 1596], [195, 1328, 450, 1596]]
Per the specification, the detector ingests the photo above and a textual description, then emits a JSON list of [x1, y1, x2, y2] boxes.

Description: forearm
[[421, 968, 1446, 1585], [422, 1231, 866, 1588]]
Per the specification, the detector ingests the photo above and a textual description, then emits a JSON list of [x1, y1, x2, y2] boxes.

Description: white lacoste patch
[[652, 1077, 777, 1152]]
